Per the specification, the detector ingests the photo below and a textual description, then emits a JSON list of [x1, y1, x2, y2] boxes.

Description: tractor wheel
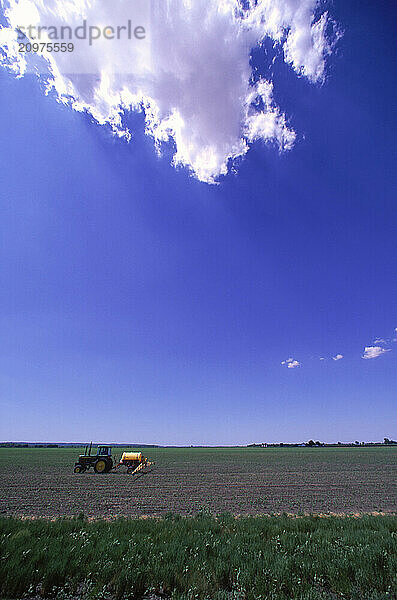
[[74, 465, 84, 474], [94, 459, 107, 474], [104, 460, 113, 473]]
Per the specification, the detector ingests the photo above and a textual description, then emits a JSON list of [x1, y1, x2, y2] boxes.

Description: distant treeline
[[0, 443, 60, 448], [1, 440, 396, 448], [0, 442, 160, 448], [247, 438, 397, 448]]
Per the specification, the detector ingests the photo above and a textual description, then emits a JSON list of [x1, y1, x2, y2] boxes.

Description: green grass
[[1, 514, 396, 600]]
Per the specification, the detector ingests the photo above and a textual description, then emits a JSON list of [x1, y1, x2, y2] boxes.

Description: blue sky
[[0, 0, 396, 444]]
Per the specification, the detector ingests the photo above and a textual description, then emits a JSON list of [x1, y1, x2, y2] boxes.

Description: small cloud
[[374, 338, 386, 344], [281, 358, 293, 365], [319, 357, 326, 361], [362, 346, 390, 360], [332, 354, 344, 361], [281, 358, 301, 369], [287, 360, 301, 369]]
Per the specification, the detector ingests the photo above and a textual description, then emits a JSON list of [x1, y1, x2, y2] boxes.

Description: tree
[[306, 440, 315, 447]]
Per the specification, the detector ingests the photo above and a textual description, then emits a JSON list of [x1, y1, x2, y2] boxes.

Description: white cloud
[[287, 360, 301, 369], [332, 354, 343, 361], [374, 338, 386, 345], [281, 358, 301, 369], [362, 346, 391, 360], [0, 0, 338, 183]]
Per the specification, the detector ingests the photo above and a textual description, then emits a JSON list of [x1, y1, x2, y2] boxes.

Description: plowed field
[[0, 446, 396, 518]]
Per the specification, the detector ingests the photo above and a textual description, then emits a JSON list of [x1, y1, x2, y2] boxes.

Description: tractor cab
[[97, 446, 112, 457], [74, 442, 114, 474]]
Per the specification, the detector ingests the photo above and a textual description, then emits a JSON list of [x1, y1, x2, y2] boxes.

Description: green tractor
[[74, 443, 114, 474]]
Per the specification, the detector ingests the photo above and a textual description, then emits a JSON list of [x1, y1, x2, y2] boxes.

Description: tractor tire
[[94, 459, 107, 474], [104, 460, 113, 473], [74, 465, 85, 474]]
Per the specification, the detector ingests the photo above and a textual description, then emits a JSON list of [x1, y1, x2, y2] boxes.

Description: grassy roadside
[[1, 514, 396, 600]]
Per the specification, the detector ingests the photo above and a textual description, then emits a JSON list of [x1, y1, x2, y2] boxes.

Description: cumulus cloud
[[0, 0, 339, 182], [332, 354, 343, 361], [362, 346, 390, 360], [281, 358, 301, 369]]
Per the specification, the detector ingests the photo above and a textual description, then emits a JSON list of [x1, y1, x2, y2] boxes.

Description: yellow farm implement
[[115, 451, 154, 475]]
